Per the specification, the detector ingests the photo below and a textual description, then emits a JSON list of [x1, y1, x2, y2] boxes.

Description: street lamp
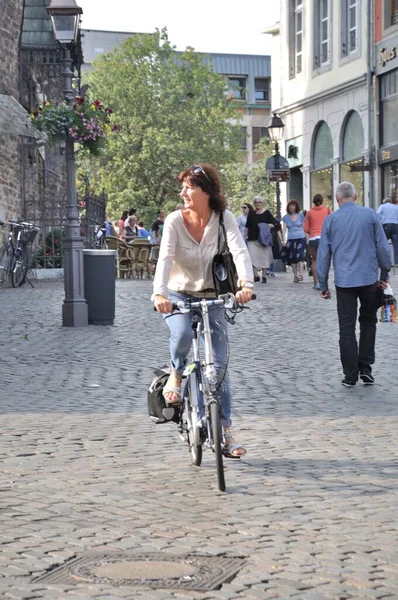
[[47, 0, 88, 327], [268, 112, 285, 220]]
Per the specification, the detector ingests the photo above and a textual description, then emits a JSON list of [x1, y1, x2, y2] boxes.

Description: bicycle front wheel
[[209, 401, 225, 492], [0, 246, 11, 288], [186, 375, 203, 466], [11, 246, 28, 288]]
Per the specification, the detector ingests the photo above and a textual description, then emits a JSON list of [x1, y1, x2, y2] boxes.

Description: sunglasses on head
[[193, 165, 211, 185]]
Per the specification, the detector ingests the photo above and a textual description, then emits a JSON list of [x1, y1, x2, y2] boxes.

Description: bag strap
[[218, 211, 229, 253]]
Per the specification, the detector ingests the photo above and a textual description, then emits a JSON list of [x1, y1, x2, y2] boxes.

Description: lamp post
[[47, 0, 88, 327], [268, 112, 285, 220]]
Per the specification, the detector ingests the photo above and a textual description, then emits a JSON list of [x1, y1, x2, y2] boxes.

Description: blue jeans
[[163, 291, 231, 427]]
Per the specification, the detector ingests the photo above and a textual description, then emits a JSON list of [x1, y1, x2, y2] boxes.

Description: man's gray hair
[[383, 197, 391, 203], [336, 181, 356, 201]]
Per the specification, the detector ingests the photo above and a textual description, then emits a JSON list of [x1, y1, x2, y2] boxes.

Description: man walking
[[317, 182, 392, 387], [377, 197, 398, 266]]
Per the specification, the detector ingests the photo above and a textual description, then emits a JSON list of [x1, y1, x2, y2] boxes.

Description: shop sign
[[267, 169, 291, 182], [379, 45, 397, 68], [376, 38, 398, 73], [379, 145, 398, 164]]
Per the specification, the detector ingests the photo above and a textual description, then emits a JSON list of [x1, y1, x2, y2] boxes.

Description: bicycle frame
[[0, 221, 40, 287], [177, 295, 234, 441]]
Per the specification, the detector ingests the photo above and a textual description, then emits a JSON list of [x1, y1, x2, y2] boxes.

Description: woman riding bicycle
[[152, 164, 254, 457]]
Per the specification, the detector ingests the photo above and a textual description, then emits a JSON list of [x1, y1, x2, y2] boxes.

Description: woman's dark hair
[[286, 199, 300, 214], [177, 163, 227, 213], [313, 194, 323, 206], [242, 202, 254, 212], [121, 210, 129, 220]]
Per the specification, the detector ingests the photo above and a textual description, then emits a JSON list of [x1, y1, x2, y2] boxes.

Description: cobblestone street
[[0, 272, 397, 600]]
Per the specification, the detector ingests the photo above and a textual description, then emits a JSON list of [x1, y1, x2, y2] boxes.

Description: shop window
[[381, 71, 398, 146], [342, 111, 364, 160], [339, 111, 364, 205], [310, 168, 333, 208], [383, 163, 398, 202], [312, 121, 334, 169]]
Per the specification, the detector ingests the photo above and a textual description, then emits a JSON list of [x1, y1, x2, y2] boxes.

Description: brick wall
[[375, 0, 383, 44], [0, 0, 24, 97]]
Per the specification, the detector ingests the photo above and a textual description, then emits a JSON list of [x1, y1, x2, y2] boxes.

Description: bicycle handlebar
[[153, 292, 256, 312], [0, 220, 39, 230]]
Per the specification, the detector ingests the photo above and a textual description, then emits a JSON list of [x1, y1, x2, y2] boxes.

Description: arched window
[[311, 121, 333, 208], [312, 121, 334, 169], [340, 111, 364, 205], [342, 111, 364, 161]]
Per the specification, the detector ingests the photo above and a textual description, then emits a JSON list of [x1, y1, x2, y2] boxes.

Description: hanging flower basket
[[30, 97, 118, 155]]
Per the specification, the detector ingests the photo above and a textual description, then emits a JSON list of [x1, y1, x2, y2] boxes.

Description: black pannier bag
[[212, 211, 239, 296], [147, 367, 180, 424]]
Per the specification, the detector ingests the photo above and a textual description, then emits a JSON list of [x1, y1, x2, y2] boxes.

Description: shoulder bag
[[212, 211, 239, 296]]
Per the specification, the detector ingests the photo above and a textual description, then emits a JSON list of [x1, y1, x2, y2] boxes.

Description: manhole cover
[[33, 551, 246, 591]]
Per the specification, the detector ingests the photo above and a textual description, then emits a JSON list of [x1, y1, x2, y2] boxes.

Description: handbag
[[212, 211, 239, 296]]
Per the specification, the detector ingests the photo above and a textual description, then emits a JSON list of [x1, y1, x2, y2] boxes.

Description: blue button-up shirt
[[317, 202, 392, 291], [377, 202, 398, 224]]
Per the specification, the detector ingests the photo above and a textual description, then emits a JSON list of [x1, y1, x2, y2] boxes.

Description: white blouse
[[153, 209, 253, 298]]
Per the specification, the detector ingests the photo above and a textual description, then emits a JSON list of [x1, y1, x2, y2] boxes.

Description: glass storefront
[[340, 161, 364, 205], [340, 111, 364, 205], [383, 162, 398, 202], [310, 167, 333, 208], [311, 122, 333, 208]]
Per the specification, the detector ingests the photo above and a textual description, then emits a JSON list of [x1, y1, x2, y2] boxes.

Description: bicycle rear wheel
[[0, 246, 10, 288], [11, 246, 28, 288], [209, 400, 225, 492]]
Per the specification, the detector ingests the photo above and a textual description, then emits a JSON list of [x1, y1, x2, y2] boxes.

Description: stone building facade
[[0, 0, 71, 264], [0, 0, 32, 224]]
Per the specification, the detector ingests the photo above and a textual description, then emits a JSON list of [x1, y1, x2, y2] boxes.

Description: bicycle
[[0, 221, 40, 289], [168, 293, 244, 492]]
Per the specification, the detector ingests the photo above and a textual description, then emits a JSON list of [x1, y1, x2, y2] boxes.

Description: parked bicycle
[[0, 221, 40, 288], [171, 293, 245, 492]]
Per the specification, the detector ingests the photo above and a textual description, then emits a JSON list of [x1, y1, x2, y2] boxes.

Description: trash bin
[[83, 249, 116, 325]]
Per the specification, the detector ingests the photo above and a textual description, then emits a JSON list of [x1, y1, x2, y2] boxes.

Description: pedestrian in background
[[123, 215, 138, 241], [245, 195, 278, 283], [137, 220, 150, 238], [124, 207, 137, 230], [118, 210, 128, 239], [236, 203, 253, 239], [281, 200, 307, 283], [151, 210, 166, 244], [317, 181, 392, 387], [304, 194, 331, 290], [377, 197, 398, 266]]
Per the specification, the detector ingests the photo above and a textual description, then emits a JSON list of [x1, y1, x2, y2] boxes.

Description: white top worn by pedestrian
[[153, 209, 252, 298]]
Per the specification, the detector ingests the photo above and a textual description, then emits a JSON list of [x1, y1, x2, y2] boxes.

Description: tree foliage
[[223, 137, 279, 215], [80, 29, 242, 223]]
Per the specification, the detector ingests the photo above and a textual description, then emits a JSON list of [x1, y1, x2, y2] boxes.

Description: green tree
[[80, 29, 242, 224], [223, 137, 278, 216]]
